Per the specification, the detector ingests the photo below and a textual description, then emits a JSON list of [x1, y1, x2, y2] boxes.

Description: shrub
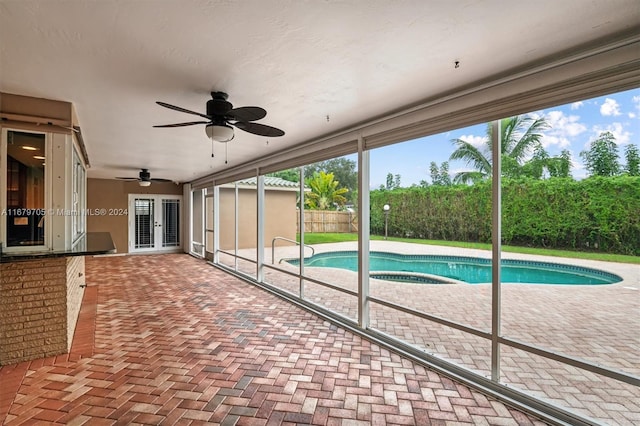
[[370, 176, 639, 255]]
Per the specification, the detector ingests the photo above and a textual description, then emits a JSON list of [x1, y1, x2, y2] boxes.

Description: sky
[[367, 88, 640, 188]]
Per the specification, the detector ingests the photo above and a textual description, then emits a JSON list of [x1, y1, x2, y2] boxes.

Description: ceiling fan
[[154, 91, 285, 162], [116, 169, 171, 187]]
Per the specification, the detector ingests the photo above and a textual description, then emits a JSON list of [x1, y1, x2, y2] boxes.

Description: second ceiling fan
[[116, 168, 171, 187]]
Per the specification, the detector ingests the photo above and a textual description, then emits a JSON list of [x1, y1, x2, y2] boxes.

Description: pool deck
[[0, 254, 549, 426], [257, 241, 640, 425], [1, 243, 634, 425]]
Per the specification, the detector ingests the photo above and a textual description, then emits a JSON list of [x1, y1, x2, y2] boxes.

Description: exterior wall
[[87, 178, 183, 254], [218, 187, 297, 250], [265, 189, 297, 248], [0, 258, 68, 365], [66, 256, 85, 349], [218, 188, 236, 251], [237, 188, 257, 250]]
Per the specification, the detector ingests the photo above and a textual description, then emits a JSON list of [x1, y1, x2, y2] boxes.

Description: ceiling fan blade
[[226, 106, 267, 122], [153, 121, 210, 128], [115, 177, 139, 181], [156, 101, 210, 119], [150, 178, 172, 182], [234, 121, 285, 137]]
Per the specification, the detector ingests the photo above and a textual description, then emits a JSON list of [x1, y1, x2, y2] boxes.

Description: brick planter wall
[[0, 256, 85, 365], [66, 256, 85, 349]]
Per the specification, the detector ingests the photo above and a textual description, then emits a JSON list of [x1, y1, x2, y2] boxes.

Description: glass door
[[129, 194, 181, 253], [162, 198, 180, 248], [133, 198, 155, 250]]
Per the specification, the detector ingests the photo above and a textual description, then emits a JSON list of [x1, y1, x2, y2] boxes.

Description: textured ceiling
[[1, 0, 638, 182]]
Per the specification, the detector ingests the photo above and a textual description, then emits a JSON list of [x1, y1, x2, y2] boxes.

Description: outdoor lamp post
[[383, 204, 390, 240]]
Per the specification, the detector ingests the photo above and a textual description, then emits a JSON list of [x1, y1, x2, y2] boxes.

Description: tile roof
[[237, 176, 300, 188]]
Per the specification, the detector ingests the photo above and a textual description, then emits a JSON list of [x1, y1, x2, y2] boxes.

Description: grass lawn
[[297, 233, 640, 264]]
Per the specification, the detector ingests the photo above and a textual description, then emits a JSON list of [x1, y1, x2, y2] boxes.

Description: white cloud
[[591, 122, 631, 145], [458, 134, 487, 148], [600, 98, 621, 116], [538, 110, 586, 149], [570, 101, 584, 110], [545, 110, 586, 137], [631, 95, 640, 119], [540, 134, 571, 149], [572, 164, 588, 180]]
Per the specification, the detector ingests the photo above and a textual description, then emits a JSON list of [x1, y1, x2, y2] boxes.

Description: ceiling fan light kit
[[205, 123, 234, 142], [138, 180, 151, 187]]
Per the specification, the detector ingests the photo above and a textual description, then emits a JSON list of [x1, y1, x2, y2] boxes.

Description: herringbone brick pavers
[[0, 254, 548, 425], [263, 241, 640, 425]]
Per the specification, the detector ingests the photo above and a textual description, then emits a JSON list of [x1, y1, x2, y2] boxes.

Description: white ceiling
[[1, 0, 638, 183]]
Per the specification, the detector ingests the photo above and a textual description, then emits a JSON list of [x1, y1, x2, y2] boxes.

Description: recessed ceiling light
[[33, 155, 45, 160], [22, 146, 37, 151]]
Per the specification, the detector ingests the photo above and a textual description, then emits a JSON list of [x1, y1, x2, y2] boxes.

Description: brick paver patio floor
[[225, 241, 639, 425], [0, 253, 549, 425]]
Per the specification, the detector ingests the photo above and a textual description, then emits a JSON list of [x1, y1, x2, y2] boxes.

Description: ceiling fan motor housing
[[207, 93, 232, 117], [140, 169, 151, 181]]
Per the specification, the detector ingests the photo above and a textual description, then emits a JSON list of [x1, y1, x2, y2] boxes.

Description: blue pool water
[[287, 251, 621, 285]]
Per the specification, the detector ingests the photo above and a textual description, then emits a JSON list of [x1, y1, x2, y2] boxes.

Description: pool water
[[288, 251, 621, 285]]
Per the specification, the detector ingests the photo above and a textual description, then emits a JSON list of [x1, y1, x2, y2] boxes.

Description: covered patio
[[1, 254, 545, 425], [1, 1, 638, 425]]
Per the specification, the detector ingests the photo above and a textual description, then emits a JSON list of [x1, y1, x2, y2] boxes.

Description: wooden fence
[[297, 210, 358, 233]]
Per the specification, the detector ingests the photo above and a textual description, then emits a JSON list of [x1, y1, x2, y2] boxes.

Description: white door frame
[[128, 194, 182, 253]]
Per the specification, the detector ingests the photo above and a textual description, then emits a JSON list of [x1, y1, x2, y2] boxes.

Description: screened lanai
[[1, 1, 639, 425], [188, 86, 640, 426]]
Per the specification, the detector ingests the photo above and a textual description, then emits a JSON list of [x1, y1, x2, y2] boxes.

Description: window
[[71, 146, 86, 243], [2, 130, 47, 248]]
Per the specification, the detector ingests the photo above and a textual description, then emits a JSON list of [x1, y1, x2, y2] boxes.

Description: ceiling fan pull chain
[[211, 138, 215, 158], [225, 142, 228, 164]]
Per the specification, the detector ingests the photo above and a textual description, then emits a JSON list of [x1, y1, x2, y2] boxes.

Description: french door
[[128, 194, 181, 253]]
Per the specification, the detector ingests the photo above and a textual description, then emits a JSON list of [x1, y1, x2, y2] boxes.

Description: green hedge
[[370, 176, 640, 255]]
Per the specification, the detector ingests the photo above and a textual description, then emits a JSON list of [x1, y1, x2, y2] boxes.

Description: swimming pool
[[286, 251, 622, 285]]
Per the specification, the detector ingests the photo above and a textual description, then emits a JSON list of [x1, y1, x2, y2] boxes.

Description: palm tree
[[305, 171, 349, 210], [449, 115, 549, 184]]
